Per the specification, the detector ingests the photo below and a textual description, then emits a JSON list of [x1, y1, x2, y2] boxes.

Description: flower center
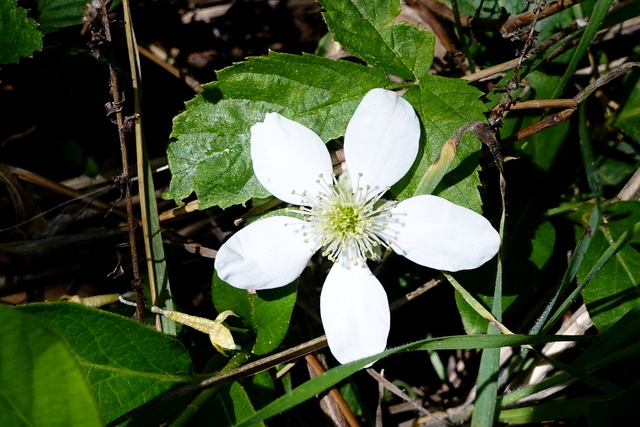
[[295, 173, 394, 266], [323, 203, 365, 237]]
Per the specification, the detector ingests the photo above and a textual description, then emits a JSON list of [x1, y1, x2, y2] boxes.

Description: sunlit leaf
[[0, 304, 102, 427], [166, 52, 389, 209], [18, 303, 193, 424], [319, 0, 435, 80]]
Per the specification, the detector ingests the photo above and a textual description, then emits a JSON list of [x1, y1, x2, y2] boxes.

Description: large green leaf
[[166, 52, 389, 209], [18, 303, 193, 424], [212, 273, 297, 355], [402, 77, 488, 212], [579, 202, 640, 332], [0, 0, 43, 63], [0, 304, 102, 427], [319, 0, 435, 80]]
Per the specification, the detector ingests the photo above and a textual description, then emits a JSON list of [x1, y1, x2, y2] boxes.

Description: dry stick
[[0, 163, 127, 219], [617, 167, 640, 202], [419, 0, 585, 35], [461, 17, 577, 83], [501, 61, 640, 145], [366, 369, 432, 417], [500, 0, 586, 36], [306, 354, 360, 427], [137, 44, 204, 93], [1, 161, 199, 254]]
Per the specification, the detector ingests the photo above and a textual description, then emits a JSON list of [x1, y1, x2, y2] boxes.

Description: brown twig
[[501, 61, 640, 145], [500, 0, 586, 37], [0, 163, 127, 219], [419, 0, 586, 36], [367, 369, 432, 417], [84, 0, 146, 320], [307, 354, 360, 427]]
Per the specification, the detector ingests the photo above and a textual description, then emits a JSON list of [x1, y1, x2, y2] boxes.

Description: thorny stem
[[86, 1, 145, 321]]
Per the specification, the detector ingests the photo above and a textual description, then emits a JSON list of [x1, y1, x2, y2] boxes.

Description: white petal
[[320, 263, 390, 364], [344, 89, 420, 199], [215, 216, 320, 290], [385, 195, 500, 271], [251, 113, 334, 205]]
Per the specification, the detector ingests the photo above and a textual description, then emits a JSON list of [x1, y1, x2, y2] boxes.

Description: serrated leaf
[[0, 304, 102, 427], [578, 202, 640, 332], [35, 0, 87, 34], [319, 0, 435, 80], [166, 52, 389, 209], [212, 273, 297, 355], [0, 0, 43, 63], [400, 76, 488, 212], [18, 303, 193, 424]]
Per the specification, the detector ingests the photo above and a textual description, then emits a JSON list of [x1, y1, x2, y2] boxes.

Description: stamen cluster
[[297, 173, 393, 266]]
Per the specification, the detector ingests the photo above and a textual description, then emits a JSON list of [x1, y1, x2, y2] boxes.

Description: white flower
[[215, 89, 501, 364]]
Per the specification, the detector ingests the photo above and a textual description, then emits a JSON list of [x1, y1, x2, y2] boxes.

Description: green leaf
[[0, 0, 43, 63], [35, 0, 87, 34], [611, 71, 640, 144], [18, 303, 193, 424], [401, 77, 488, 212], [500, 397, 602, 424], [319, 0, 435, 80], [202, 382, 265, 427], [166, 52, 389, 209], [0, 304, 102, 427], [579, 202, 640, 332], [213, 273, 297, 355]]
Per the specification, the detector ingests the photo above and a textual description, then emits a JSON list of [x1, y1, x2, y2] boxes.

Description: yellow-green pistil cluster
[[297, 173, 394, 266]]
